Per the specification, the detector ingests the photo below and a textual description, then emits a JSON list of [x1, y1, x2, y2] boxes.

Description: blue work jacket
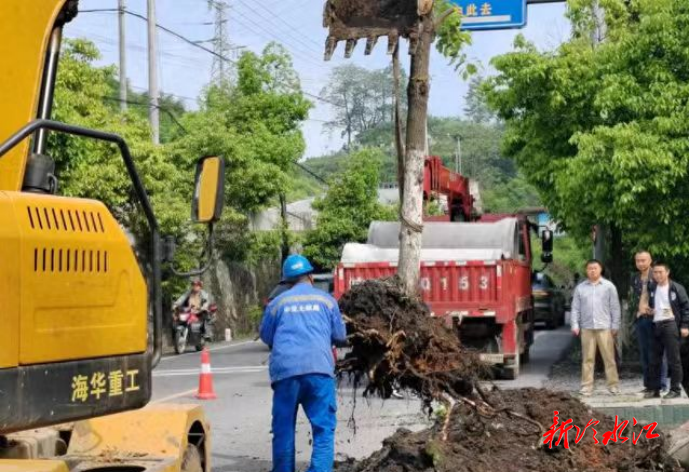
[[260, 283, 347, 383]]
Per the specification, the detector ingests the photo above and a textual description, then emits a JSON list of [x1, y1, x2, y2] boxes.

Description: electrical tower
[[207, 0, 233, 84]]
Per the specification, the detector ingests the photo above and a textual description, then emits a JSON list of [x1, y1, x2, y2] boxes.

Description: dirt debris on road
[[336, 279, 681, 472], [336, 388, 680, 472]]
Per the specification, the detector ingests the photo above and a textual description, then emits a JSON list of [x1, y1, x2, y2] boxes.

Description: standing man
[[260, 255, 347, 472], [645, 262, 688, 399], [631, 251, 668, 393], [571, 260, 621, 396]]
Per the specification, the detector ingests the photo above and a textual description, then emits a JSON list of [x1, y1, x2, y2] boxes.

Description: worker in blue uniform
[[260, 254, 347, 472]]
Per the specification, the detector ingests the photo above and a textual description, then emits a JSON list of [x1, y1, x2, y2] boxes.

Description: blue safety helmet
[[282, 254, 314, 281]]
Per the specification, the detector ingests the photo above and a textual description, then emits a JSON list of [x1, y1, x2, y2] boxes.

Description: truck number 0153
[[419, 275, 490, 292]]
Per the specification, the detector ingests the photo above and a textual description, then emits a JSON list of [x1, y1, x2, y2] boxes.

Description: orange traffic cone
[[196, 348, 217, 400]]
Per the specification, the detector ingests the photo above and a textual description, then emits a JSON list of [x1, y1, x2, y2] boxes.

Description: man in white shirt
[[645, 262, 689, 399], [571, 260, 621, 396]]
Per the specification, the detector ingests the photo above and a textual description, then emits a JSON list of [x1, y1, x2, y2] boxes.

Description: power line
[[235, 0, 324, 55], [79, 7, 349, 113], [292, 161, 328, 184], [101, 96, 189, 134], [101, 95, 329, 185], [79, 9, 341, 106], [80, 7, 237, 66], [229, 6, 327, 70]]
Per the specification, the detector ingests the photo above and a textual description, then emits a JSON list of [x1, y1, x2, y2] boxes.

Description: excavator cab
[[0, 1, 223, 470]]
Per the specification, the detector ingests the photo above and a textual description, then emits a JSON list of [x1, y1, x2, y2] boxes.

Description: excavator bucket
[[322, 0, 433, 60]]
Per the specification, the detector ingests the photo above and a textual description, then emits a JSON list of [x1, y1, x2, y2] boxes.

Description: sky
[[65, 0, 571, 158]]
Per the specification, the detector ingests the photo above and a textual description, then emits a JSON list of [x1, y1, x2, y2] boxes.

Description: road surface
[[152, 326, 572, 471]]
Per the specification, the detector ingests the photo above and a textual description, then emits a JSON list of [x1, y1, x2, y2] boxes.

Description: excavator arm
[[0, 0, 74, 192]]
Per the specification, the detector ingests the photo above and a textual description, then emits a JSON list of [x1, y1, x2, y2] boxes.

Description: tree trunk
[[392, 44, 405, 204], [607, 224, 627, 297], [397, 16, 433, 296]]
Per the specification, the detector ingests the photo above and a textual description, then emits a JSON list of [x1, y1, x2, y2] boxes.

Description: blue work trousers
[[271, 374, 337, 472]]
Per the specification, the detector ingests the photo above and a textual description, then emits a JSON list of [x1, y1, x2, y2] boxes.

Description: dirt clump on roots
[[337, 278, 487, 405], [337, 388, 680, 472], [336, 279, 681, 472]]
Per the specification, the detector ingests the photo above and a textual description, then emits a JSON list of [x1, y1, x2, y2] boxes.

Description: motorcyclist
[[173, 279, 213, 340]]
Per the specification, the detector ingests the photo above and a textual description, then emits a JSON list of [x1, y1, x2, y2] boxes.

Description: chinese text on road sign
[[450, 0, 527, 30]]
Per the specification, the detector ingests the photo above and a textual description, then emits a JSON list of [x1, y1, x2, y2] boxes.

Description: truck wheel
[[545, 318, 556, 330], [181, 444, 203, 472], [502, 364, 520, 380], [546, 305, 557, 330], [501, 353, 520, 379]]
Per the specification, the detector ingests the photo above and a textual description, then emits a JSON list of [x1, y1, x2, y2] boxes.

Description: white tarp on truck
[[341, 218, 520, 264]]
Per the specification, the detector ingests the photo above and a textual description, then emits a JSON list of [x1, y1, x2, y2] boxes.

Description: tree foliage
[[51, 38, 312, 299], [52, 39, 190, 240], [303, 117, 541, 213], [168, 43, 312, 259], [484, 0, 688, 283], [303, 148, 396, 270], [320, 64, 408, 148], [464, 74, 495, 124]]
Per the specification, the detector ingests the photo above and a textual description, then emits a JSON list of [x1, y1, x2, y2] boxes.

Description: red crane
[[423, 156, 475, 222]]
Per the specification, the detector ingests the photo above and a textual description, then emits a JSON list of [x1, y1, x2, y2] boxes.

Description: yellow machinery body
[[0, 192, 147, 367], [0, 0, 211, 470]]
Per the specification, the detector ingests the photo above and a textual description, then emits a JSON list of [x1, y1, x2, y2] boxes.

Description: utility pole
[[147, 0, 160, 144], [279, 193, 289, 263], [454, 135, 462, 174], [591, 0, 606, 262], [118, 0, 127, 111]]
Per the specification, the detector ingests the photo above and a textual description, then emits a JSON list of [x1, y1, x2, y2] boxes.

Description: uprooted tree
[[323, 0, 471, 296]]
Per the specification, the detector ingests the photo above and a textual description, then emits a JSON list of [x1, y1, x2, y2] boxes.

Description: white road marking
[[153, 365, 267, 377], [152, 388, 197, 404], [159, 340, 259, 362]]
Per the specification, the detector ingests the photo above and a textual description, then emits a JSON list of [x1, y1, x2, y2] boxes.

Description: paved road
[[152, 325, 573, 471]]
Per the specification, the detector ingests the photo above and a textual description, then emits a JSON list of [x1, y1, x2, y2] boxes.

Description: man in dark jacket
[[645, 262, 689, 399], [630, 251, 668, 392]]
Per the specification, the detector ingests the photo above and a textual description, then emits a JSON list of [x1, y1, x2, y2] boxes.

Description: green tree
[[464, 74, 494, 124], [320, 64, 407, 148], [303, 148, 395, 269], [104, 77, 188, 145], [168, 42, 312, 260], [51, 39, 190, 241], [484, 0, 689, 290]]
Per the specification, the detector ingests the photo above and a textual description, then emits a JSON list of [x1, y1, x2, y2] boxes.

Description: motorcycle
[[173, 304, 217, 354]]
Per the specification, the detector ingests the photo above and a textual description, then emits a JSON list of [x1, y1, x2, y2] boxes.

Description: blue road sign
[[450, 0, 527, 30]]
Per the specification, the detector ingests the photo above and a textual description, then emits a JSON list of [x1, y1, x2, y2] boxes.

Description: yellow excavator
[[0, 1, 224, 470]]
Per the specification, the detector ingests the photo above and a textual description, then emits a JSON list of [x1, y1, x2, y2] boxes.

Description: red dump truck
[[333, 157, 552, 379]]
